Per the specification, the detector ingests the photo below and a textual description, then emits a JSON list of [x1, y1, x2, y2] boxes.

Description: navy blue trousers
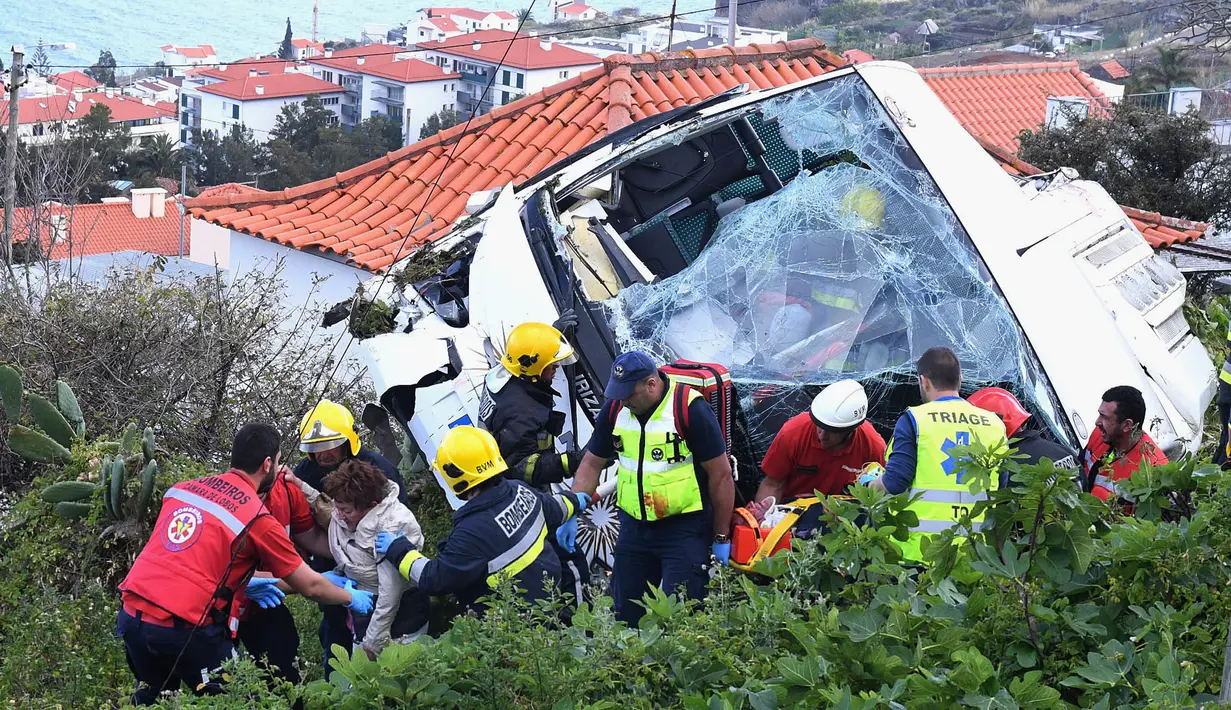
[[116, 608, 235, 706], [612, 510, 711, 624]]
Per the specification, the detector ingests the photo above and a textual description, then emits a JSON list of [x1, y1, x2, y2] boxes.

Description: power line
[[43, 3, 766, 71], [298, 0, 543, 412]]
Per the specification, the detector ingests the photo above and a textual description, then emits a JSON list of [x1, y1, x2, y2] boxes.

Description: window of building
[[502, 69, 511, 85], [181, 111, 189, 125], [232, 104, 240, 120], [32, 124, 45, 137], [502, 90, 510, 104], [328, 115, 339, 124], [559, 70, 569, 79], [181, 93, 189, 107], [516, 73, 524, 89], [181, 128, 188, 143], [323, 70, 334, 83]]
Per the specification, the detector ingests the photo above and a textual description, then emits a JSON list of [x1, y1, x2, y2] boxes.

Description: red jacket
[[120, 470, 271, 634], [1081, 431, 1168, 502]]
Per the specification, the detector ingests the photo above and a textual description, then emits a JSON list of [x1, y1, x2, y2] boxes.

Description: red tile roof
[[195, 183, 269, 200], [161, 44, 217, 59], [419, 30, 604, 70], [5, 199, 189, 260], [186, 39, 847, 271], [426, 7, 516, 20], [428, 16, 462, 32], [1099, 59, 1130, 79], [51, 70, 100, 91], [841, 49, 876, 64], [360, 58, 461, 84], [0, 93, 175, 125], [975, 136, 1210, 248], [308, 44, 407, 71], [190, 57, 297, 82], [560, 4, 594, 14], [919, 61, 1110, 152], [197, 73, 346, 101], [292, 39, 326, 50]]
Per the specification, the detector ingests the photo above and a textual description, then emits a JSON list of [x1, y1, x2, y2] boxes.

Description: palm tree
[[1135, 46, 1197, 92], [516, 8, 534, 23], [131, 134, 185, 183]]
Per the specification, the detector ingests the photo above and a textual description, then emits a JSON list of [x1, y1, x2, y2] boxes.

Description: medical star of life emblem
[[614, 364, 625, 378], [941, 431, 972, 483], [162, 505, 204, 552]]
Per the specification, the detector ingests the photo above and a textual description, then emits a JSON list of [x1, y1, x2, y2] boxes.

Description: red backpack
[[660, 360, 734, 449]]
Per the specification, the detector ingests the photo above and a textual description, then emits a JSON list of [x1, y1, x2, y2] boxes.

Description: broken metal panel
[[605, 76, 1062, 458]]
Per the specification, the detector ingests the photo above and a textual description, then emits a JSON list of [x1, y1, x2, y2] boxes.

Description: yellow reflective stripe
[[398, 550, 427, 583], [555, 494, 575, 519], [811, 287, 860, 312], [487, 525, 547, 588]]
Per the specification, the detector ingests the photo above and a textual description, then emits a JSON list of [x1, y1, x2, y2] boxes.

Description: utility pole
[[3, 46, 24, 269], [178, 162, 187, 257], [313, 0, 320, 43], [727, 0, 738, 48]]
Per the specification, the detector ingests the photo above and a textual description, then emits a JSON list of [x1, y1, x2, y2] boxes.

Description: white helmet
[[809, 379, 869, 430]]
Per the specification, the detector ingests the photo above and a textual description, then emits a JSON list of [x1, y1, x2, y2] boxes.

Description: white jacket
[[307, 479, 425, 653]]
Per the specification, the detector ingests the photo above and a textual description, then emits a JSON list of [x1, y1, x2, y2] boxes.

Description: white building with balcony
[[307, 44, 460, 144], [417, 30, 601, 116], [178, 72, 344, 146], [0, 89, 178, 146], [417, 7, 518, 33]]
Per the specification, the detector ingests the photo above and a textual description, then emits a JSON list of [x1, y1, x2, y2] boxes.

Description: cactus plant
[[8, 425, 71, 464], [110, 457, 126, 517], [100, 455, 113, 518], [55, 380, 85, 438], [120, 423, 140, 456], [142, 427, 156, 463], [0, 365, 20, 422], [41, 481, 97, 504], [55, 501, 92, 520], [138, 460, 158, 515], [27, 393, 77, 449]]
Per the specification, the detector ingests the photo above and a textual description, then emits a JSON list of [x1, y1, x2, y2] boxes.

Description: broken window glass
[[603, 76, 1065, 460]]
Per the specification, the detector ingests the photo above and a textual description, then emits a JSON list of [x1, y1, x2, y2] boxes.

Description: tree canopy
[[84, 50, 118, 88], [419, 106, 464, 140], [1019, 102, 1231, 229]]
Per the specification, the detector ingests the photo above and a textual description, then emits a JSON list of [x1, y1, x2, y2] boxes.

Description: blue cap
[[604, 351, 658, 399]]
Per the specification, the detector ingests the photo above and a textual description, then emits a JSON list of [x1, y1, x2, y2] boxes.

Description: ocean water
[[0, 0, 710, 71]]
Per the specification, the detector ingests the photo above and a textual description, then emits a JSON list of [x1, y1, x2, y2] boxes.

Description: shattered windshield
[[604, 75, 1062, 459]]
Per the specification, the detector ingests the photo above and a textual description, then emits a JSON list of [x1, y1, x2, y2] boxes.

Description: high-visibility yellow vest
[[897, 397, 1007, 561], [1220, 325, 1231, 385], [613, 377, 704, 521]]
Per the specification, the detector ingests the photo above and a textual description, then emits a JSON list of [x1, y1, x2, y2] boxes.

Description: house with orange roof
[[417, 7, 518, 33], [4, 188, 188, 263], [0, 90, 178, 146], [418, 30, 602, 116], [160, 45, 218, 75], [408, 14, 467, 45], [179, 71, 345, 147], [291, 38, 327, 61], [554, 2, 599, 22], [50, 71, 101, 93], [306, 44, 461, 144]]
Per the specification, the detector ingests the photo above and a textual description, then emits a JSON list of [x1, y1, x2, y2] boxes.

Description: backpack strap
[[672, 383, 701, 440]]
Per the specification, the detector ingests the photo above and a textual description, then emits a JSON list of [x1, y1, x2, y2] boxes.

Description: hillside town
[[7, 0, 1231, 707]]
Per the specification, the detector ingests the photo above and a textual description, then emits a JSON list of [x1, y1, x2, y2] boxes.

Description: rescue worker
[[237, 463, 333, 686], [754, 379, 886, 504], [479, 314, 592, 602], [862, 346, 1007, 561], [373, 426, 588, 612], [968, 387, 1077, 486], [116, 422, 374, 706], [1079, 385, 1168, 504], [293, 399, 408, 673], [570, 351, 735, 625], [1217, 323, 1231, 466]]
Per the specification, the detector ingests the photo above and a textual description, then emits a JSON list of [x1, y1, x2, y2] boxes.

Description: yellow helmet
[[501, 322, 577, 380], [434, 425, 507, 495], [298, 399, 360, 456], [840, 185, 885, 230]]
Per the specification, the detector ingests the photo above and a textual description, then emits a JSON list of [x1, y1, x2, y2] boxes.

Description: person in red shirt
[[116, 423, 375, 706], [756, 380, 886, 503], [1080, 385, 1168, 505], [236, 467, 332, 686]]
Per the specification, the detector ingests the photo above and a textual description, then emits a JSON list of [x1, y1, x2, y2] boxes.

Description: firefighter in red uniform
[[1079, 385, 1168, 506], [116, 423, 375, 706]]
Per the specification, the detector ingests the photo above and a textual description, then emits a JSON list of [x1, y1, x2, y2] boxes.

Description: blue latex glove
[[375, 531, 403, 555], [712, 541, 731, 566], [344, 580, 375, 615], [245, 577, 286, 609], [321, 570, 351, 588], [575, 492, 591, 515], [858, 472, 879, 486], [556, 517, 579, 553]]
